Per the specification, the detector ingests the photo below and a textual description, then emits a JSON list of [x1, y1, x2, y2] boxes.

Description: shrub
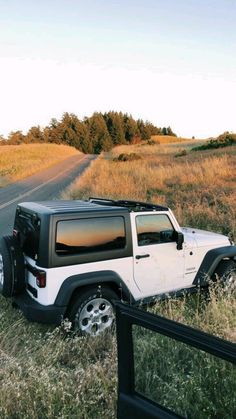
[[113, 153, 142, 162], [192, 132, 236, 151], [147, 139, 158, 145], [175, 149, 187, 157]]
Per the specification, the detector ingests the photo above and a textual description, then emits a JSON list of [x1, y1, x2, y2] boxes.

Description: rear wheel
[[0, 236, 25, 297], [212, 260, 236, 294], [68, 286, 118, 336]]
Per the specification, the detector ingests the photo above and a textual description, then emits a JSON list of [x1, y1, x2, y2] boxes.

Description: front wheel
[[212, 260, 236, 294], [67, 286, 118, 336]]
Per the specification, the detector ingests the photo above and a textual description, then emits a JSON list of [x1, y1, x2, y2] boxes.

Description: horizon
[[0, 0, 235, 139]]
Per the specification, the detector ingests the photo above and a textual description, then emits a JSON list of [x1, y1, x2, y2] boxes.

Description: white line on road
[[0, 156, 85, 210]]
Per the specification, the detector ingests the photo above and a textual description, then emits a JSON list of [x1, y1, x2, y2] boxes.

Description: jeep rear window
[[56, 217, 126, 255], [14, 212, 40, 260]]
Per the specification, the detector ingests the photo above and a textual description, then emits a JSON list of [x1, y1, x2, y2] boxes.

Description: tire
[[212, 260, 236, 294], [67, 286, 118, 336], [0, 236, 25, 297]]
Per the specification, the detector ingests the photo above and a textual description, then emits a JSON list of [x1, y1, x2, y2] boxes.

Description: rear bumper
[[13, 291, 67, 325]]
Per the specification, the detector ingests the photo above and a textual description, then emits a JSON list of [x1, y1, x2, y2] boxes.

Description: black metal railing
[[116, 302, 236, 419]]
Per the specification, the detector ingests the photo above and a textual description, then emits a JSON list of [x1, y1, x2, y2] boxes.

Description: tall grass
[[133, 328, 236, 418], [0, 296, 117, 418], [0, 144, 80, 184], [134, 286, 236, 418], [0, 286, 235, 417]]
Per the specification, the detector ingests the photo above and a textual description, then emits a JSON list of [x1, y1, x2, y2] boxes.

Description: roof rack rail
[[89, 197, 115, 205], [89, 197, 168, 212]]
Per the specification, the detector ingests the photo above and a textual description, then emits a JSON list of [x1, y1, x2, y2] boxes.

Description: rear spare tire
[[0, 236, 25, 297]]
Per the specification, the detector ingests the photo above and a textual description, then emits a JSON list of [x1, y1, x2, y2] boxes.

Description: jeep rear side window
[[136, 214, 175, 246], [56, 217, 126, 255]]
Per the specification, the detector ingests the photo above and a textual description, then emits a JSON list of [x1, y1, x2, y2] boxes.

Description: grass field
[[0, 138, 235, 417], [0, 144, 80, 186], [151, 134, 198, 144]]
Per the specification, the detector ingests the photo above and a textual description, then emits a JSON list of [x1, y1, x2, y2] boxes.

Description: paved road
[[0, 154, 95, 236]]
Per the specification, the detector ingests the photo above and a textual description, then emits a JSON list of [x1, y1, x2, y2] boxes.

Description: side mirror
[[176, 232, 184, 250]]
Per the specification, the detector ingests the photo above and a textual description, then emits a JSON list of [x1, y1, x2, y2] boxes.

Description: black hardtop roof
[[17, 198, 168, 215], [17, 200, 128, 215]]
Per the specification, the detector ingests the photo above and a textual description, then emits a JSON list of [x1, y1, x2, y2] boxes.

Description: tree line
[[0, 112, 176, 154]]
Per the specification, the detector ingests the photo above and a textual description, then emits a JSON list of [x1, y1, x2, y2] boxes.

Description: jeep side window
[[56, 217, 126, 255], [136, 214, 175, 246]]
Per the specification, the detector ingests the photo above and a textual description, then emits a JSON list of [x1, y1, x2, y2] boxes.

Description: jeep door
[[132, 213, 185, 297]]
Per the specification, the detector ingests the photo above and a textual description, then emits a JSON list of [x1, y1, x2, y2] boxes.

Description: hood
[[181, 227, 230, 248]]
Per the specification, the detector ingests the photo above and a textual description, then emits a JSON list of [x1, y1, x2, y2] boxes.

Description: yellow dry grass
[[151, 135, 196, 144], [65, 142, 236, 240], [0, 144, 80, 185], [111, 139, 205, 157]]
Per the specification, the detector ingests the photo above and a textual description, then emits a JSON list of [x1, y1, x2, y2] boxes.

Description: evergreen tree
[[104, 112, 126, 145], [46, 118, 63, 144], [166, 126, 177, 137], [137, 119, 151, 140], [60, 113, 91, 153], [123, 114, 140, 143], [73, 120, 91, 153], [7, 131, 25, 145], [145, 122, 162, 136], [86, 113, 112, 154], [162, 126, 177, 136], [0, 135, 6, 144], [25, 126, 44, 143]]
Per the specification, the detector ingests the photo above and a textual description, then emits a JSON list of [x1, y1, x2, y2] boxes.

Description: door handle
[[135, 254, 150, 260]]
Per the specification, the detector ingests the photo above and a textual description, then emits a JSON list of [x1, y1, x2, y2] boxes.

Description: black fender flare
[[54, 270, 135, 307], [193, 245, 236, 286]]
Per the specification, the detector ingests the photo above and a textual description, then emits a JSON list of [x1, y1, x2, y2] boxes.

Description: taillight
[[36, 271, 46, 288]]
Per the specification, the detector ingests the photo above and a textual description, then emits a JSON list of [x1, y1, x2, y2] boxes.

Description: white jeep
[[0, 198, 235, 335]]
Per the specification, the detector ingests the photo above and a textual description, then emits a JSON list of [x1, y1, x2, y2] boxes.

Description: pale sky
[[0, 0, 235, 139]]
